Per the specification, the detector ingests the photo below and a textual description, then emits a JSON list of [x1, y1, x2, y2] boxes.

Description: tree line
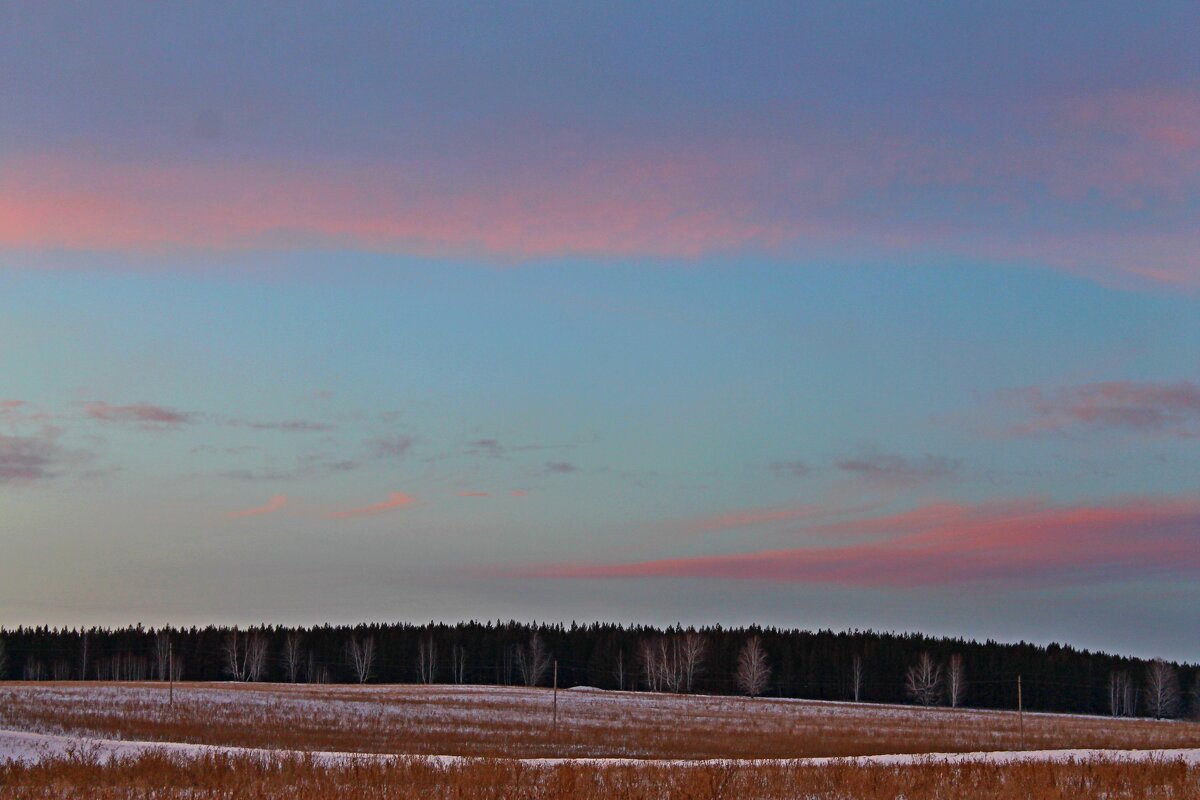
[[0, 621, 1196, 719]]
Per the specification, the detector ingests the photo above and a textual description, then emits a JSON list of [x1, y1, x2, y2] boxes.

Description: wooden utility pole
[[552, 659, 559, 729], [168, 640, 174, 708], [1017, 675, 1024, 750]]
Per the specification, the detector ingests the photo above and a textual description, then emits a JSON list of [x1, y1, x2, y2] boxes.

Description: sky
[[1, 2, 1198, 661]]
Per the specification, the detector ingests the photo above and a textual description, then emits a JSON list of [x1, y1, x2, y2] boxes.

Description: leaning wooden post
[[168, 639, 174, 708], [1017, 675, 1025, 750], [552, 659, 559, 729]]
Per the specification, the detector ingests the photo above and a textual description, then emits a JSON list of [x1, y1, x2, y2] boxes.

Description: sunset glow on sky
[[1, 2, 1198, 659]]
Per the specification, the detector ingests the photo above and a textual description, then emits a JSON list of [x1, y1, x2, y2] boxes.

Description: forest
[[1, 621, 1195, 719]]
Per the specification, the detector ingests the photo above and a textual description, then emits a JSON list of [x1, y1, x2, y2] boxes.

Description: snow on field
[[1, 681, 1197, 764], [2, 727, 1198, 769]]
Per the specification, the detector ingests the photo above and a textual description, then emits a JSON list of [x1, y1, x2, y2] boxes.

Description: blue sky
[[1, 2, 1198, 660]]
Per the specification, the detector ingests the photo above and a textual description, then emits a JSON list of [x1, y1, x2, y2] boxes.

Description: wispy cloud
[[513, 496, 1200, 588], [83, 402, 332, 433], [0, 431, 91, 484], [543, 461, 578, 475], [835, 452, 961, 485], [466, 439, 506, 458], [769, 460, 812, 478], [457, 491, 490, 498], [328, 491, 415, 519], [84, 401, 194, 428], [218, 418, 334, 433], [229, 494, 288, 519], [220, 454, 359, 482], [369, 435, 415, 459], [998, 381, 1200, 438]]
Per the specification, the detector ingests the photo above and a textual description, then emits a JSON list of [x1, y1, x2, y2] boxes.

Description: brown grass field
[[2, 681, 1199, 759], [1, 750, 1199, 799], [3, 682, 1200, 797]]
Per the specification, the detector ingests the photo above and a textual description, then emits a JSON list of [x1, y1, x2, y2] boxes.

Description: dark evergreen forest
[[1, 621, 1195, 719]]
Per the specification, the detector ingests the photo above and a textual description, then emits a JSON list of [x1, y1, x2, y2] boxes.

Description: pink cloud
[[0, 154, 776, 261], [458, 491, 490, 498], [229, 494, 288, 519], [511, 490, 529, 497], [328, 491, 415, 519], [0, 400, 26, 409], [513, 496, 1200, 588], [85, 401, 194, 427], [2, 85, 1196, 291]]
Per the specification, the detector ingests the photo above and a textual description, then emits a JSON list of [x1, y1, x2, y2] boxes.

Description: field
[[2, 682, 1199, 797]]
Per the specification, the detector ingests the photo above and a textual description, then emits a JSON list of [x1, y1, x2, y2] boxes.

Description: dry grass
[[1, 750, 1198, 799], [2, 681, 1199, 759]]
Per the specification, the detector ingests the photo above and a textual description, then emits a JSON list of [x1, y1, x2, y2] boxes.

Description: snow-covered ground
[[2, 727, 1198, 768], [2, 682, 1197, 765]]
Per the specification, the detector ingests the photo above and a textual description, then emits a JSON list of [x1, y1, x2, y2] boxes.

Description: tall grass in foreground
[[1, 751, 1197, 799]]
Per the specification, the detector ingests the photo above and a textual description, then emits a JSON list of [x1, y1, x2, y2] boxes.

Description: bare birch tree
[[417, 636, 438, 684], [945, 653, 966, 708], [347, 636, 375, 684], [639, 638, 661, 691], [680, 632, 707, 693], [850, 654, 865, 702], [245, 630, 269, 682], [1192, 674, 1200, 721], [306, 651, 328, 684], [735, 635, 771, 697], [78, 632, 89, 681], [223, 632, 246, 681], [1109, 670, 1132, 717], [613, 649, 627, 691], [282, 633, 303, 683], [450, 644, 467, 684], [501, 645, 515, 685], [517, 631, 551, 687], [905, 652, 942, 706], [1144, 659, 1180, 719], [154, 632, 171, 681], [656, 636, 683, 693]]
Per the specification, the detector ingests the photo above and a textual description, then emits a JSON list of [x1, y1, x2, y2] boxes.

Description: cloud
[[3, 85, 1198, 289], [0, 400, 26, 409], [327, 491, 415, 519], [457, 491, 490, 498], [513, 496, 1200, 588], [219, 418, 334, 432], [229, 494, 288, 519], [999, 381, 1200, 438], [369, 435, 415, 459], [219, 454, 359, 482], [511, 490, 529, 497], [0, 431, 90, 484], [84, 403, 331, 433], [769, 460, 811, 478], [543, 461, 578, 475], [835, 453, 961, 485], [466, 439, 505, 458], [84, 401, 194, 428]]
